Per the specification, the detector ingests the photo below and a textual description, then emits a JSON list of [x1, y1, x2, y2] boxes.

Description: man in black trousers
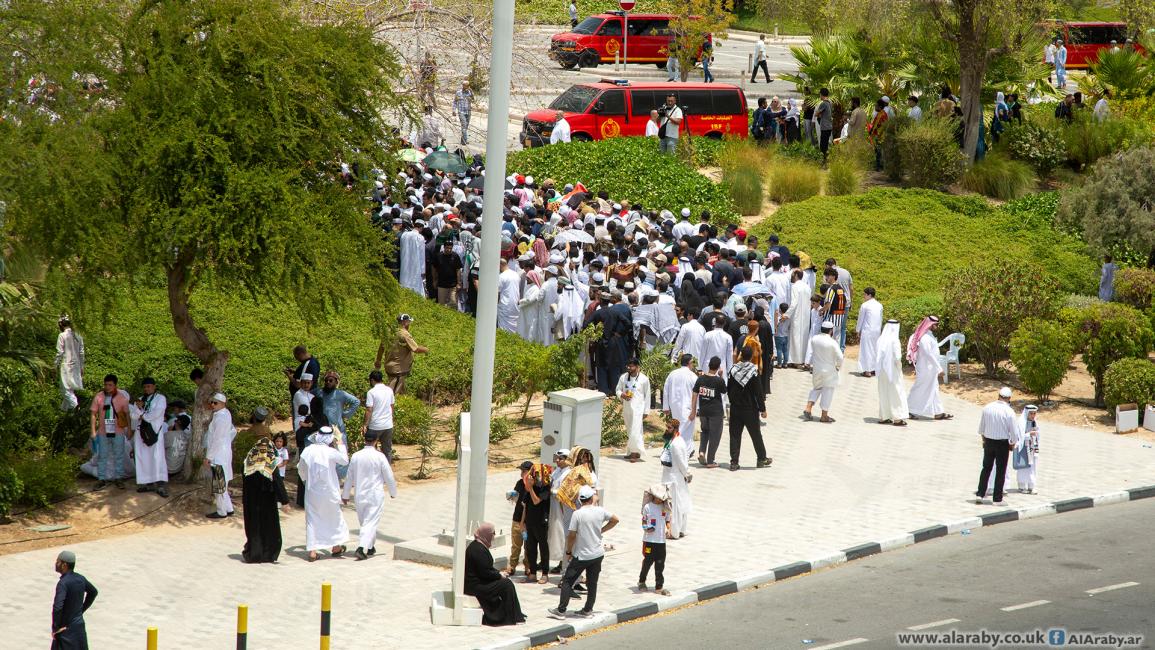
[[975, 386, 1020, 506], [727, 345, 772, 471]]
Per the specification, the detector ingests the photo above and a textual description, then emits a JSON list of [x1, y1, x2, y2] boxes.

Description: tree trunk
[[956, 0, 987, 166], [167, 261, 230, 481]]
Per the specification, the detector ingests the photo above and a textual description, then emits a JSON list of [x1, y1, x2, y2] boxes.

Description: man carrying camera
[[657, 93, 683, 155]]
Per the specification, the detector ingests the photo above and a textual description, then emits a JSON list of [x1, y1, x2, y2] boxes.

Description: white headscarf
[[876, 319, 903, 383], [786, 98, 800, 121], [1016, 405, 1038, 448]]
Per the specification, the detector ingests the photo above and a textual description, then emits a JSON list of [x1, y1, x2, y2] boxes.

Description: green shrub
[[1009, 319, 1075, 401], [489, 416, 513, 444], [1003, 119, 1067, 175], [393, 394, 434, 446], [774, 141, 824, 164], [942, 260, 1062, 375], [507, 136, 740, 224], [1059, 114, 1154, 170], [11, 447, 78, 508], [896, 118, 966, 189], [825, 156, 862, 196], [1073, 302, 1155, 405], [691, 136, 726, 168], [0, 465, 23, 520], [1002, 191, 1062, 231], [1113, 267, 1155, 310], [880, 114, 908, 182], [888, 294, 946, 338], [1057, 145, 1155, 263], [1103, 358, 1155, 411], [961, 153, 1036, 200], [640, 344, 675, 401], [724, 166, 765, 215], [600, 398, 628, 448], [768, 160, 822, 203]]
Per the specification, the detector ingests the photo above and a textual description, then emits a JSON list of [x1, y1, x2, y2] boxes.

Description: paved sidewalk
[[2, 365, 1152, 649]]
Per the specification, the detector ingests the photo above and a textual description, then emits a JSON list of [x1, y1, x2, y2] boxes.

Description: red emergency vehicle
[[1041, 21, 1145, 68], [549, 11, 678, 69], [521, 80, 748, 147]]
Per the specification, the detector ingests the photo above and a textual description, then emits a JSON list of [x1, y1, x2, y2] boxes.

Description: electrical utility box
[[540, 387, 606, 465]]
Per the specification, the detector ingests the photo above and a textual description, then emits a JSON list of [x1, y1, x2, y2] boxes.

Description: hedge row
[[507, 136, 740, 224]]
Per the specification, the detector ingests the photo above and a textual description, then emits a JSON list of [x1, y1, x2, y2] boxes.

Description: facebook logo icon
[[1048, 628, 1066, 645]]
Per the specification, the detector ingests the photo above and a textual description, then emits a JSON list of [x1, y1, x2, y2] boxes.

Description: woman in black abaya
[[464, 522, 527, 626], [241, 437, 282, 563]]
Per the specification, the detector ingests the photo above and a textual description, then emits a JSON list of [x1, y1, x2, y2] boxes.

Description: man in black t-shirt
[[519, 462, 552, 583], [689, 356, 727, 467], [433, 239, 463, 307]]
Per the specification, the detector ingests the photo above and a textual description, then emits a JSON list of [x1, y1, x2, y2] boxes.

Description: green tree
[[1009, 319, 1075, 402], [942, 260, 1062, 376], [0, 0, 408, 477], [1057, 146, 1155, 266], [1073, 302, 1154, 406], [670, 0, 736, 82]]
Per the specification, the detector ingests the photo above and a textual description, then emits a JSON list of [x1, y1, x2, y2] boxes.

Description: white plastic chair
[[938, 333, 965, 384]]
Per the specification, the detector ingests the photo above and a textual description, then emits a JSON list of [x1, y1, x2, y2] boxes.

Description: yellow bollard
[[146, 627, 158, 650], [320, 582, 332, 650], [236, 604, 248, 650]]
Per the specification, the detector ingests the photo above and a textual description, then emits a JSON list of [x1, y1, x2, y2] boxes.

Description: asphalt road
[[569, 499, 1155, 649]]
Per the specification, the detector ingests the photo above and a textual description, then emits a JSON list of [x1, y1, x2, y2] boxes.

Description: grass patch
[[961, 154, 1036, 200], [825, 156, 862, 196], [767, 160, 821, 203], [732, 7, 811, 35], [749, 188, 1097, 320], [81, 280, 551, 421], [719, 139, 770, 214]]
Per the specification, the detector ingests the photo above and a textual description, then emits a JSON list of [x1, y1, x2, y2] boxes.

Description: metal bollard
[[236, 604, 248, 650], [615, 50, 620, 72], [320, 583, 332, 650], [147, 627, 158, 650]]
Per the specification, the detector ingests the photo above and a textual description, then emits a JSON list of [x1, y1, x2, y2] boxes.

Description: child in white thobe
[[342, 437, 398, 559]]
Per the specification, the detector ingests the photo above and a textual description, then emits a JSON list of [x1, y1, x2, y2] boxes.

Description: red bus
[[521, 80, 748, 148], [550, 11, 678, 69], [1042, 21, 1145, 68]]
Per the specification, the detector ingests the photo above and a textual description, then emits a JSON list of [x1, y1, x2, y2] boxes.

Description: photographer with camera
[[657, 93, 684, 155]]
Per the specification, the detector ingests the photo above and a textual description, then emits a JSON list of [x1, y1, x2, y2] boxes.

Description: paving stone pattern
[[2, 365, 1151, 649]]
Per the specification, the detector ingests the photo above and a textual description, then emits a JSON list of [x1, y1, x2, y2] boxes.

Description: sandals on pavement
[[934, 413, 954, 420]]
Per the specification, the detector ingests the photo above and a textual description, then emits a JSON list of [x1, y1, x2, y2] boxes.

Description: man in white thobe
[[616, 359, 651, 461], [671, 317, 705, 366], [874, 319, 909, 426], [517, 269, 544, 342], [399, 225, 426, 297], [129, 377, 169, 497], [907, 316, 951, 420], [660, 423, 692, 538], [663, 354, 699, 451], [55, 316, 85, 411], [292, 374, 316, 432], [550, 111, 572, 144], [803, 322, 843, 423], [700, 315, 734, 378], [763, 259, 792, 308], [855, 288, 883, 376], [204, 393, 236, 518], [786, 272, 812, 366], [497, 258, 521, 333], [299, 426, 350, 560], [538, 269, 561, 345], [341, 433, 397, 560]]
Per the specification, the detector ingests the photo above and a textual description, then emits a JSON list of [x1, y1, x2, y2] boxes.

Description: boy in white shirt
[[638, 484, 671, 595], [363, 370, 396, 460]]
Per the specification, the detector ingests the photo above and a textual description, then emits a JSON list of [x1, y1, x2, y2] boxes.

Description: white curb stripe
[[809, 552, 848, 571], [880, 533, 915, 552], [1093, 491, 1130, 507], [810, 637, 869, 649], [734, 570, 776, 591]]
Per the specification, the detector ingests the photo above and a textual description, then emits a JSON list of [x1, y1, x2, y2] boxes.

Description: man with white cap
[[550, 110, 572, 144], [803, 321, 843, 423], [52, 550, 98, 648], [975, 387, 1020, 506], [292, 372, 316, 432], [204, 392, 237, 519], [381, 313, 428, 395], [341, 430, 397, 560], [299, 425, 350, 561], [672, 208, 695, 240], [547, 485, 619, 620], [129, 377, 169, 497]]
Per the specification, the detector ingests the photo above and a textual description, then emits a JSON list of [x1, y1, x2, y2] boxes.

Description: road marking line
[[1086, 582, 1139, 595], [907, 619, 961, 631], [810, 639, 869, 650], [1001, 600, 1050, 612]]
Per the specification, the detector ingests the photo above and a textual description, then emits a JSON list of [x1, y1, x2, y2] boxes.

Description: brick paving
[[3, 365, 1152, 649]]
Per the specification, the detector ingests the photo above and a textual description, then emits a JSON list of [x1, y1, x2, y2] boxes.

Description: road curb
[[474, 485, 1155, 649]]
